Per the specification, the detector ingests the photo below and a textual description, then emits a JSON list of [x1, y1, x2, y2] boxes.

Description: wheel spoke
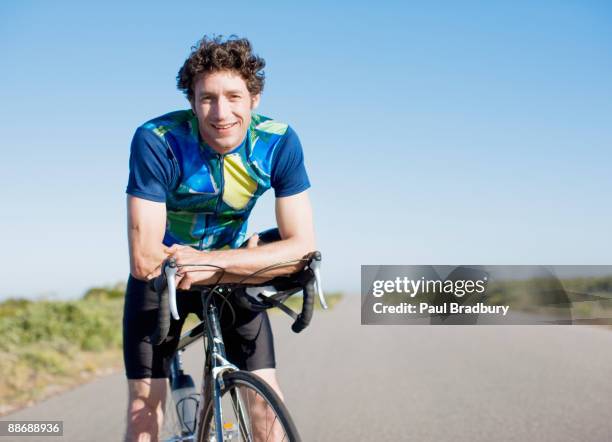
[[265, 411, 279, 442], [265, 398, 269, 441], [231, 388, 253, 441], [200, 372, 299, 442], [246, 386, 254, 440]]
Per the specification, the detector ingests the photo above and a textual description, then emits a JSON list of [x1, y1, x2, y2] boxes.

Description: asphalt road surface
[[4, 295, 612, 441]]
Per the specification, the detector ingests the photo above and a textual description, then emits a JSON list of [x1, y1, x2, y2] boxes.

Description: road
[[4, 295, 612, 441]]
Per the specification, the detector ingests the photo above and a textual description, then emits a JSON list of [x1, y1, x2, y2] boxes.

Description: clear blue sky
[[1, 1, 610, 300]]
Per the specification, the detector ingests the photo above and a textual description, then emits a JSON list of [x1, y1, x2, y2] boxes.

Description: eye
[[229, 94, 242, 101]]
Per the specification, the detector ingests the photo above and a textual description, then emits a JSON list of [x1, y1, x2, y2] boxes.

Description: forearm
[[196, 237, 314, 280], [223, 237, 311, 276], [181, 271, 272, 286]]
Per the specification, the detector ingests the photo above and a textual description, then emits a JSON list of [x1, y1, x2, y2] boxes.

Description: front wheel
[[197, 371, 301, 442]]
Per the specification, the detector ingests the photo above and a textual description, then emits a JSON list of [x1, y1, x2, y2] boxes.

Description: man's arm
[[168, 191, 316, 289], [127, 195, 168, 280]]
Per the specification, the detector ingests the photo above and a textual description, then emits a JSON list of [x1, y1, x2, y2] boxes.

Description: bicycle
[[149, 233, 326, 442]]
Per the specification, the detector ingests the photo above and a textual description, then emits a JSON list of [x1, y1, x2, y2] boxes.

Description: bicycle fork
[[206, 302, 251, 441]]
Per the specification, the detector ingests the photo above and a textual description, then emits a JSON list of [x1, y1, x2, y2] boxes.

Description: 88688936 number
[[1, 421, 63, 436]]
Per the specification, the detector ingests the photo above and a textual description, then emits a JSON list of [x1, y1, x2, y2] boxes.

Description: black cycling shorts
[[122, 275, 276, 379]]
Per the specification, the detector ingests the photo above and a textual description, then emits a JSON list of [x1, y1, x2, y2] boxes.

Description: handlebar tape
[[291, 276, 316, 333]]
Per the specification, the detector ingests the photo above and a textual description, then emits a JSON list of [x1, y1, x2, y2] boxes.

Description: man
[[123, 35, 315, 441]]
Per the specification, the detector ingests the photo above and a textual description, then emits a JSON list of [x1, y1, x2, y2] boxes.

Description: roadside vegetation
[[0, 284, 125, 415], [0, 284, 341, 415]]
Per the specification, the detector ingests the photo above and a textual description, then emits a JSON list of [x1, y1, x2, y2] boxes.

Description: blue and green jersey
[[126, 110, 310, 250]]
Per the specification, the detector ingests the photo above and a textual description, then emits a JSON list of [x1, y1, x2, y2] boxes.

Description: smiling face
[[190, 70, 260, 154]]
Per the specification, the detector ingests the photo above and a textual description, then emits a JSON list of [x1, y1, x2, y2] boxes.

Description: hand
[[164, 244, 218, 290]]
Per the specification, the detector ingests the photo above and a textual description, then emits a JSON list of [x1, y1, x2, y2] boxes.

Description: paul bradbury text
[[372, 302, 510, 316]]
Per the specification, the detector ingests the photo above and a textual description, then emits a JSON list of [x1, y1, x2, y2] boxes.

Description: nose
[[211, 97, 231, 121]]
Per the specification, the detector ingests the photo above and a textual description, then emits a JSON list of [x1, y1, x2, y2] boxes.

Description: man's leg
[[123, 276, 193, 442], [125, 378, 167, 442], [251, 368, 284, 401], [247, 368, 285, 441]]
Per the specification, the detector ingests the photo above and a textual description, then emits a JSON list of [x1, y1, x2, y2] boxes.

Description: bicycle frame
[[168, 290, 245, 442], [205, 297, 241, 442], [161, 252, 326, 442]]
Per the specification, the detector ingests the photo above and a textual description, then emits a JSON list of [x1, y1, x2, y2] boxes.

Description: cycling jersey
[[126, 110, 310, 250]]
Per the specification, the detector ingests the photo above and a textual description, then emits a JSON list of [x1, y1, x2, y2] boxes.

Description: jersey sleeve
[[126, 127, 174, 203], [270, 126, 311, 197]]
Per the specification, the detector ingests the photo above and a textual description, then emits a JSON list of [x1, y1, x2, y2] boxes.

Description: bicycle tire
[[196, 371, 301, 442]]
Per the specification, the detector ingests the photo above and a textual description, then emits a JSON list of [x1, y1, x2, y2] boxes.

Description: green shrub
[[0, 296, 124, 353], [82, 286, 125, 301]]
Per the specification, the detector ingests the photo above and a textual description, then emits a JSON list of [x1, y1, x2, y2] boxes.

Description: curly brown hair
[[177, 35, 265, 101]]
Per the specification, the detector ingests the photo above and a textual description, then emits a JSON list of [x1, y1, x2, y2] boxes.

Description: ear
[[250, 94, 261, 110], [189, 98, 196, 114]]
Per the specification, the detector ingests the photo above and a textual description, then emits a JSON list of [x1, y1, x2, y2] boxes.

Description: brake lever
[[164, 258, 179, 320], [310, 252, 327, 310]]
